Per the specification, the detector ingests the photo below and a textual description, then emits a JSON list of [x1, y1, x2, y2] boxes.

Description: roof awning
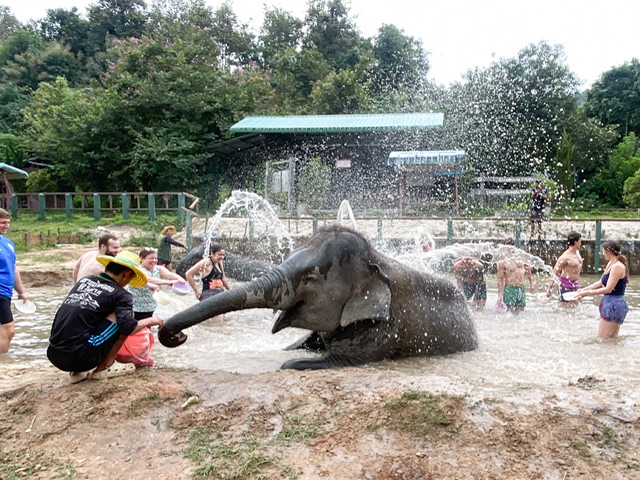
[[230, 113, 444, 133], [0, 163, 28, 180], [387, 150, 465, 166]]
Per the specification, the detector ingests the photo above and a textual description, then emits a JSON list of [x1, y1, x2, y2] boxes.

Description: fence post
[[447, 218, 453, 245], [515, 220, 521, 247], [121, 193, 129, 220], [38, 193, 46, 219], [148, 193, 156, 221], [93, 193, 101, 221], [312, 218, 318, 236], [594, 220, 602, 272], [377, 218, 383, 239], [10, 194, 18, 217], [185, 209, 192, 250], [178, 193, 185, 221], [65, 193, 73, 218]]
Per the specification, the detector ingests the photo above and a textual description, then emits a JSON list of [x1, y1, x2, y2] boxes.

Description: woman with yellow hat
[[157, 225, 186, 271], [47, 251, 164, 383]]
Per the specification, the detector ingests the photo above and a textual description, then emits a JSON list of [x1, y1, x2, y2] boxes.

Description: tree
[[87, 0, 148, 52], [444, 42, 580, 176], [39, 8, 91, 57], [210, 2, 256, 71], [595, 133, 640, 207], [371, 24, 428, 95], [259, 7, 303, 68], [585, 58, 640, 138], [310, 68, 370, 113], [0, 6, 21, 40], [303, 0, 368, 72]]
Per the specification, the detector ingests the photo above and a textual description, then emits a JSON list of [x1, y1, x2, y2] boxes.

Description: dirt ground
[[2, 222, 640, 479]]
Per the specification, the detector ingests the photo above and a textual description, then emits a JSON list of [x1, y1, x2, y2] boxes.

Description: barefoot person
[[497, 252, 535, 313], [453, 256, 487, 311], [73, 234, 122, 282], [47, 251, 164, 383], [0, 208, 27, 354], [546, 231, 583, 306], [576, 240, 629, 339], [529, 180, 547, 241], [185, 243, 231, 322]]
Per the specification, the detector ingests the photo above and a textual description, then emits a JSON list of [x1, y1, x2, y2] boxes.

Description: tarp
[[387, 150, 466, 166]]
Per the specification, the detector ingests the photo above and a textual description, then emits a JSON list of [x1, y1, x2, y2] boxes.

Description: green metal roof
[[230, 113, 444, 133]]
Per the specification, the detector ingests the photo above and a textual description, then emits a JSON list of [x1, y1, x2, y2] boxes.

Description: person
[[129, 247, 187, 319], [73, 234, 122, 282], [157, 225, 186, 272], [576, 240, 629, 339], [529, 180, 547, 241], [47, 251, 164, 383], [453, 256, 487, 311], [546, 231, 583, 306], [497, 253, 535, 313], [0, 208, 27, 354], [185, 243, 231, 322]]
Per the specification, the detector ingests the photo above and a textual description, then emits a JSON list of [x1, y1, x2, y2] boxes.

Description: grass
[[184, 427, 299, 480], [127, 391, 165, 416], [7, 212, 184, 252], [381, 390, 465, 436], [0, 453, 78, 480]]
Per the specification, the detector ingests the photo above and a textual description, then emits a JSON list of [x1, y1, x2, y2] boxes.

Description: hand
[[148, 283, 159, 292], [18, 292, 27, 301]]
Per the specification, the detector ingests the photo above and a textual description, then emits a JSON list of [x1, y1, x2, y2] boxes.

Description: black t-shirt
[[49, 274, 137, 353]]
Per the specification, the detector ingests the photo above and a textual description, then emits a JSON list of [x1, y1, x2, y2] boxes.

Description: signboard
[[335, 158, 352, 169]]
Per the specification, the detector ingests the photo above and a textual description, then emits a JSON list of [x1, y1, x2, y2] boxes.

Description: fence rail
[[6, 191, 199, 221]]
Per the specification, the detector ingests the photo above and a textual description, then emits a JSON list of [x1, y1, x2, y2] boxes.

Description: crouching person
[[47, 251, 164, 384]]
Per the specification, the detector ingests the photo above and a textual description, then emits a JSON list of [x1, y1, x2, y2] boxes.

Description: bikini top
[[601, 272, 627, 296]]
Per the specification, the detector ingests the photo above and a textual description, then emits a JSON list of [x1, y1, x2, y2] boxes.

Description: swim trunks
[[558, 277, 579, 302], [503, 285, 526, 308], [462, 281, 487, 301], [599, 295, 628, 325], [0, 296, 13, 324]]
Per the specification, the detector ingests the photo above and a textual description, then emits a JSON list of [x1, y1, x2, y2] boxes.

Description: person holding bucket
[[185, 243, 231, 322], [47, 251, 164, 383]]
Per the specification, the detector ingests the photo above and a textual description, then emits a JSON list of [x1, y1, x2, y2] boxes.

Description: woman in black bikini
[[185, 243, 231, 322]]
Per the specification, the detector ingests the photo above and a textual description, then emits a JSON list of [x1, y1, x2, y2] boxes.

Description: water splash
[[336, 199, 357, 229], [203, 191, 295, 263]]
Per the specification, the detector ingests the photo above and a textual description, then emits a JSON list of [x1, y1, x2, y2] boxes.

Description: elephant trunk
[[158, 268, 287, 348]]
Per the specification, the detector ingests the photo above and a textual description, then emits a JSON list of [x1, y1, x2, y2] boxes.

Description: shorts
[[599, 295, 628, 325], [559, 277, 579, 303], [157, 258, 171, 266], [530, 209, 544, 220], [200, 288, 224, 301], [47, 318, 122, 372], [503, 285, 526, 308], [0, 296, 14, 325], [462, 281, 487, 301]]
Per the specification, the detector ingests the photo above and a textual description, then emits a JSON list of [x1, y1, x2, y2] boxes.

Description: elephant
[[176, 244, 274, 282], [159, 225, 478, 370]]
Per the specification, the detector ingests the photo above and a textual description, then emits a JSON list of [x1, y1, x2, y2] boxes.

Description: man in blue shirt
[[0, 208, 27, 353]]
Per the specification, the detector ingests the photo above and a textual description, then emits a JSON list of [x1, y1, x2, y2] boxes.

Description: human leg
[[598, 318, 621, 339], [0, 322, 15, 354]]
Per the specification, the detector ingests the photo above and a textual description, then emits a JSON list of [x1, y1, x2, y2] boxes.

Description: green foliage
[[310, 68, 370, 113], [595, 133, 640, 207], [297, 157, 331, 208], [585, 58, 640, 138], [445, 42, 579, 176], [25, 168, 58, 192]]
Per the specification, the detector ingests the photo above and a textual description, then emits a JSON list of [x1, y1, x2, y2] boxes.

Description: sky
[[3, 0, 639, 88]]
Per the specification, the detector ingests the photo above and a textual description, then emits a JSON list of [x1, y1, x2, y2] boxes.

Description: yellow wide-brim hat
[[161, 225, 176, 236], [96, 251, 148, 288]]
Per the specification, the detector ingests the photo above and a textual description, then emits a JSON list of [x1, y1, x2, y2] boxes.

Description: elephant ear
[[340, 266, 392, 327]]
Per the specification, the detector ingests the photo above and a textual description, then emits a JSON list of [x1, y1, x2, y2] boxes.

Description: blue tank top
[[601, 272, 627, 296]]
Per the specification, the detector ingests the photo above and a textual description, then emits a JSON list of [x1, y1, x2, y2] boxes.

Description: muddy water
[[3, 275, 639, 388]]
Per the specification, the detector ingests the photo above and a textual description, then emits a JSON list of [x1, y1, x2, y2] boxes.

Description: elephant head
[[159, 225, 477, 370]]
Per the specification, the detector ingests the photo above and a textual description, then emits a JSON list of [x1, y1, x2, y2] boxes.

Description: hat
[[161, 225, 176, 236], [96, 251, 148, 287]]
